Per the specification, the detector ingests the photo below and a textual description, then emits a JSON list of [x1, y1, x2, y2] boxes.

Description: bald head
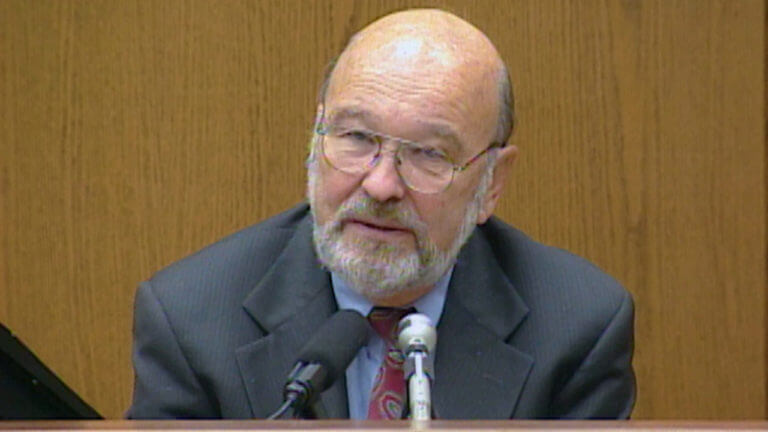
[[319, 9, 514, 145], [346, 9, 500, 64]]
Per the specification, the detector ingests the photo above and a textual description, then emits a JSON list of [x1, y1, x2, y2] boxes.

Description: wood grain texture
[[0, 0, 764, 420]]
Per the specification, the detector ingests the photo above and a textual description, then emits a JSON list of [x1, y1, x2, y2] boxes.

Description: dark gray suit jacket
[[127, 203, 635, 419]]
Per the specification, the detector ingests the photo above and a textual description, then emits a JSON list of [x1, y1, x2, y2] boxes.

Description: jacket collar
[[433, 225, 533, 418], [236, 216, 347, 418]]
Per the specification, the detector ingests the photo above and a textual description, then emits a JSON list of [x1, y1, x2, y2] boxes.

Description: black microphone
[[268, 309, 369, 419]]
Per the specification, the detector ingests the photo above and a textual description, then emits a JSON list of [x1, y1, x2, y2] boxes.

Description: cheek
[[417, 198, 463, 251], [312, 163, 360, 224], [418, 180, 479, 250]]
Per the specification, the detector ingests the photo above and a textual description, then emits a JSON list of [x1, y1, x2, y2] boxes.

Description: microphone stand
[[402, 343, 434, 420], [268, 363, 328, 419]]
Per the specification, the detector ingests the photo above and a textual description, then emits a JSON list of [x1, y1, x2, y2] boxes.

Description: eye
[[412, 145, 448, 161], [339, 129, 378, 146], [401, 143, 452, 177]]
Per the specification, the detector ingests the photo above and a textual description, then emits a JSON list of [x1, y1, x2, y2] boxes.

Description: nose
[[360, 148, 407, 202]]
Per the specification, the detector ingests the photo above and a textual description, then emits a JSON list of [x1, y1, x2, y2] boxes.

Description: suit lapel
[[433, 229, 534, 419], [234, 216, 348, 418]]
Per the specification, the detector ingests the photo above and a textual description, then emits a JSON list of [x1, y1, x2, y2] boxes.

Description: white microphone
[[397, 313, 437, 420]]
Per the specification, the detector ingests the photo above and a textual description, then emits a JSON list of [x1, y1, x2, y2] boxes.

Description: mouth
[[344, 218, 412, 237]]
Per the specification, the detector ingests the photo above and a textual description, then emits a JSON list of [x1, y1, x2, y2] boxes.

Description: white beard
[[307, 142, 495, 304]]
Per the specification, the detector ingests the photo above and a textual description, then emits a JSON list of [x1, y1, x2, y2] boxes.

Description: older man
[[128, 9, 635, 419]]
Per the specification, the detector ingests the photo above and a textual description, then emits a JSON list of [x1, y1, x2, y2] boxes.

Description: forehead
[[325, 106, 459, 141], [324, 42, 499, 150]]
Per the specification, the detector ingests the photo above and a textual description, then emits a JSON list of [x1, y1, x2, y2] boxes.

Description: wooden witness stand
[[1, 422, 768, 432]]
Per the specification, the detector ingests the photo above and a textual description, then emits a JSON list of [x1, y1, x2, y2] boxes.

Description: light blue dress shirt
[[331, 269, 452, 419]]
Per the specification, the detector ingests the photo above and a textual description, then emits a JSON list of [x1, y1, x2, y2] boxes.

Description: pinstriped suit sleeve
[[551, 290, 636, 418], [126, 282, 218, 419]]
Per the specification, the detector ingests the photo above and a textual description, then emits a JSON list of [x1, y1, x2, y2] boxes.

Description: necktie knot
[[368, 307, 415, 343]]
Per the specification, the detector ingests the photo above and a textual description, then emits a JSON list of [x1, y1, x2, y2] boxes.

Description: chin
[[341, 233, 413, 259]]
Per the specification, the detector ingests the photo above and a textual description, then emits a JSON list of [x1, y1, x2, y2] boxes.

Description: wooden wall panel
[[0, 0, 764, 420]]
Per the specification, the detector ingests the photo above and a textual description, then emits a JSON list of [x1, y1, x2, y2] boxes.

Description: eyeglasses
[[315, 122, 502, 194]]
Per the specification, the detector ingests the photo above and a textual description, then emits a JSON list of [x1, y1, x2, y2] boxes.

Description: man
[[128, 9, 635, 419]]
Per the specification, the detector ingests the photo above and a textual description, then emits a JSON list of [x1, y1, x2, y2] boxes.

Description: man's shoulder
[[477, 216, 629, 311], [146, 203, 312, 299], [473, 218, 635, 419]]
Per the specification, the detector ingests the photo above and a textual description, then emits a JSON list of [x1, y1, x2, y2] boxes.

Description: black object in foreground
[[0, 322, 102, 419], [269, 310, 369, 419]]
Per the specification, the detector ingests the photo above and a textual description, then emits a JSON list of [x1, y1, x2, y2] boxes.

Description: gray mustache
[[336, 196, 427, 233]]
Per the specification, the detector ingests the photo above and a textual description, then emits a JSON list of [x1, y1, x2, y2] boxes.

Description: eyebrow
[[325, 106, 463, 152], [325, 107, 372, 124]]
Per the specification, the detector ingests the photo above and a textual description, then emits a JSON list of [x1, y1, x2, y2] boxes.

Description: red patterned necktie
[[366, 307, 414, 420]]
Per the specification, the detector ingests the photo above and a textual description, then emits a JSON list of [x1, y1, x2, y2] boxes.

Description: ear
[[314, 103, 325, 125], [307, 104, 325, 161], [476, 144, 519, 224]]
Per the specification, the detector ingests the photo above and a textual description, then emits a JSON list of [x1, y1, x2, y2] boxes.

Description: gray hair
[[495, 65, 515, 145]]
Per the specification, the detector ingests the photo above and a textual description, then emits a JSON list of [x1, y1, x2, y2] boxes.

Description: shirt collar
[[331, 268, 453, 327]]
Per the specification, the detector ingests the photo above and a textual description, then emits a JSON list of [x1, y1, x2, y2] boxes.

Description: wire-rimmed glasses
[[315, 122, 502, 194]]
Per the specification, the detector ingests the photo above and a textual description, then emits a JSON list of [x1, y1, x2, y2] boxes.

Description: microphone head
[[397, 313, 437, 354], [295, 309, 369, 392]]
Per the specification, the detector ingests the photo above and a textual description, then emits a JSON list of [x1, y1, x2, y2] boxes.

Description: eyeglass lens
[[320, 127, 454, 194]]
